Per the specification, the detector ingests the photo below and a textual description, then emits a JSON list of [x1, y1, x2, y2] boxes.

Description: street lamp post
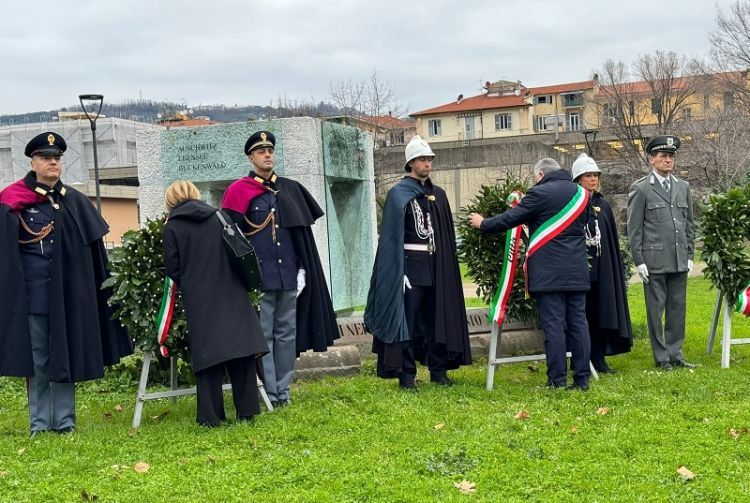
[[79, 94, 104, 213], [582, 128, 598, 156]]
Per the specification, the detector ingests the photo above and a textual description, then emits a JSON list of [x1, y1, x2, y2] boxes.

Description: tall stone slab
[[136, 118, 376, 311]]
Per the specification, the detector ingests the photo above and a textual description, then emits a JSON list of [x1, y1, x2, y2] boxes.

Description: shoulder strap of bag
[[215, 210, 235, 235]]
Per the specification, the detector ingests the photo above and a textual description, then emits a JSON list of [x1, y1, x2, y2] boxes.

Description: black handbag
[[215, 210, 263, 292]]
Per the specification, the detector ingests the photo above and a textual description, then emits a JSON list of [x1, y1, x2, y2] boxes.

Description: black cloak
[[0, 172, 132, 382], [364, 177, 471, 369], [587, 192, 633, 355], [222, 176, 339, 355]]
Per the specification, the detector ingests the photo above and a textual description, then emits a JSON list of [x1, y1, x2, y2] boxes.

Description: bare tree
[[680, 107, 750, 190], [593, 51, 703, 178], [709, 1, 750, 113], [329, 70, 408, 148]]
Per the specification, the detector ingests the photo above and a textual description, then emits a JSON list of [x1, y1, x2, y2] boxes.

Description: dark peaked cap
[[244, 131, 275, 155], [645, 135, 681, 155], [25, 132, 67, 157]]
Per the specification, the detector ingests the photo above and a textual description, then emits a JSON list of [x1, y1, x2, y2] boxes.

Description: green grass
[[2, 278, 750, 502]]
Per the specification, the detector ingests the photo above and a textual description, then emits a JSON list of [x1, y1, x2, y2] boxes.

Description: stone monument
[[136, 117, 376, 310]]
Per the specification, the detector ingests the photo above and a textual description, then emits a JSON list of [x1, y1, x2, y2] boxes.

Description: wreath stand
[[486, 321, 599, 391], [706, 290, 750, 368], [131, 351, 273, 428]]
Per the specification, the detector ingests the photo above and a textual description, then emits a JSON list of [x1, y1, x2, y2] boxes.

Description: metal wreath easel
[[486, 320, 599, 391], [706, 290, 750, 368], [131, 351, 273, 428]]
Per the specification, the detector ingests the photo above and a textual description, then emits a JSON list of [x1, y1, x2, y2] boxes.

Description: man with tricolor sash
[[365, 136, 471, 390], [0, 132, 132, 436], [469, 158, 591, 390]]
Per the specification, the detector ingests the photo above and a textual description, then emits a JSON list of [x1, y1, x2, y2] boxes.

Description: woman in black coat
[[162, 181, 268, 426], [572, 154, 633, 373]]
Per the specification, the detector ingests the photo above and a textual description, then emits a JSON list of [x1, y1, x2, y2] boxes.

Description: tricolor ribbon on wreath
[[735, 281, 750, 316], [489, 191, 524, 327], [155, 276, 177, 357]]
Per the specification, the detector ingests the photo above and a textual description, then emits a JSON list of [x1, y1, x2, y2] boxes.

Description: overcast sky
[[0, 0, 737, 116]]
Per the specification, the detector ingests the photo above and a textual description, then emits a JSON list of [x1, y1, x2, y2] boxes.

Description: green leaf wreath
[[457, 176, 537, 323], [103, 216, 191, 360], [700, 185, 750, 303]]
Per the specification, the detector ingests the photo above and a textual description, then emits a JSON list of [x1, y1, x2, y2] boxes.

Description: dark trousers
[[194, 356, 259, 427], [401, 285, 447, 382], [374, 285, 448, 382], [535, 291, 591, 387]]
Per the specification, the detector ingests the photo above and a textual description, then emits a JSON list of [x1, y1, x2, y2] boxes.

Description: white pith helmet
[[571, 153, 601, 181], [404, 135, 435, 171]]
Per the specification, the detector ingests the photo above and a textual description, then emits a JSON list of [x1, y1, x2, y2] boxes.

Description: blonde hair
[[165, 180, 201, 211]]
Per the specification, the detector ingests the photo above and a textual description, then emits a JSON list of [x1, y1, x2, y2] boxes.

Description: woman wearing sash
[[571, 154, 633, 374], [162, 181, 267, 426]]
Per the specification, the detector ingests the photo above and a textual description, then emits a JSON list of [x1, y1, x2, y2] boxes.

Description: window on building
[[724, 92, 735, 110], [495, 113, 512, 131], [534, 95, 552, 105], [428, 119, 441, 137], [683, 108, 692, 119], [390, 130, 405, 144], [703, 93, 711, 112], [562, 93, 583, 107], [536, 115, 556, 132], [651, 98, 662, 115], [567, 112, 580, 131]]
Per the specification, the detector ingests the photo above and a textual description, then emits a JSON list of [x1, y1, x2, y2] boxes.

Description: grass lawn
[[2, 278, 750, 502]]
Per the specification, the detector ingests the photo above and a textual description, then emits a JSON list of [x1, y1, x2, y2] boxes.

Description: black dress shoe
[[567, 383, 589, 391], [594, 363, 616, 374], [430, 374, 453, 386], [277, 398, 291, 407], [270, 400, 278, 409], [671, 360, 697, 369], [399, 380, 417, 391], [55, 426, 76, 435], [30, 430, 48, 438], [657, 361, 673, 371]]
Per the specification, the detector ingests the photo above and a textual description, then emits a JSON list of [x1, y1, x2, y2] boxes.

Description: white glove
[[403, 275, 412, 294], [636, 264, 649, 284], [688, 260, 694, 273], [296, 269, 306, 297]]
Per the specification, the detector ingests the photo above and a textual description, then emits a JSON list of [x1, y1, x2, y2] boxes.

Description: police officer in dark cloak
[[222, 131, 338, 407], [365, 135, 471, 390], [0, 132, 132, 436]]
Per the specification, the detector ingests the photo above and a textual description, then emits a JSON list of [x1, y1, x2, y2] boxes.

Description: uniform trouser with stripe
[[27, 314, 75, 432], [259, 290, 297, 402], [643, 272, 687, 364]]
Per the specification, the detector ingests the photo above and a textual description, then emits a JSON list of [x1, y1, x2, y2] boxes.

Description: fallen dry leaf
[[570, 426, 578, 434], [433, 423, 445, 430], [133, 462, 150, 474], [114, 404, 124, 412], [178, 458, 188, 465], [0, 470, 8, 477], [17, 448, 25, 456], [514, 410, 530, 421], [728, 428, 740, 440], [596, 407, 610, 416], [454, 480, 476, 494], [127, 429, 137, 438], [150, 411, 170, 421], [102, 412, 113, 419], [207, 455, 216, 463], [677, 466, 696, 481], [526, 365, 539, 372]]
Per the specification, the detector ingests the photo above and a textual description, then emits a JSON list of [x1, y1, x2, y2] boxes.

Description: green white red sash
[[736, 282, 750, 316], [155, 276, 177, 357], [523, 185, 589, 295], [489, 191, 524, 326]]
